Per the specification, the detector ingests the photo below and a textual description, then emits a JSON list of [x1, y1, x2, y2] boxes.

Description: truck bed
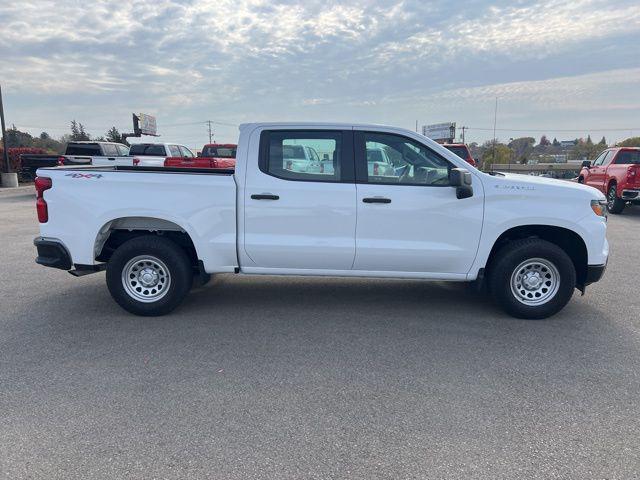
[[36, 165, 238, 273]]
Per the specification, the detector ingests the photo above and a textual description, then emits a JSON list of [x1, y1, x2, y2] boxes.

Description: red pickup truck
[[164, 143, 237, 169], [578, 147, 640, 214], [443, 143, 477, 167]]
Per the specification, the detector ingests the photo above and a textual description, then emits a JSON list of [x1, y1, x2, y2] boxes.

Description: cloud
[[0, 0, 638, 144]]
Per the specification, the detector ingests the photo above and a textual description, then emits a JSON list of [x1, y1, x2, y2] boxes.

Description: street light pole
[[0, 84, 10, 173]]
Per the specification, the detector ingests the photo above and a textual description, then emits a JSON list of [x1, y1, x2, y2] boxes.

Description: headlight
[[591, 199, 607, 218]]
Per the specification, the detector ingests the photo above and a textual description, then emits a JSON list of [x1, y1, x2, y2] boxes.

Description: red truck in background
[[578, 147, 640, 214], [443, 143, 477, 167], [164, 143, 237, 169]]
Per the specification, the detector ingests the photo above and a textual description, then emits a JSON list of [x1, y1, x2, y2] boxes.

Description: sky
[[1, 0, 639, 149]]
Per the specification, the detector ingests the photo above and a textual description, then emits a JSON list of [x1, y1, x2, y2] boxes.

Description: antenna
[[492, 97, 498, 164]]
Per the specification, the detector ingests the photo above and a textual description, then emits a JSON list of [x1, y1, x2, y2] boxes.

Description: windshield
[[129, 144, 166, 156], [202, 146, 237, 158], [444, 146, 469, 160], [65, 144, 101, 156]]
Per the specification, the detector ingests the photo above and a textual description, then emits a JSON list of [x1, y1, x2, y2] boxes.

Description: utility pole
[[0, 84, 10, 173], [415, 120, 418, 133], [461, 126, 467, 144], [206, 120, 213, 144]]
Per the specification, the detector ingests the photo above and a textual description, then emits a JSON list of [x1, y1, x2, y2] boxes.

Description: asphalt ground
[[1, 188, 639, 479]]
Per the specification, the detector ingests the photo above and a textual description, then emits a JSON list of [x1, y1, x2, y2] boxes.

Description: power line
[[467, 126, 638, 133]]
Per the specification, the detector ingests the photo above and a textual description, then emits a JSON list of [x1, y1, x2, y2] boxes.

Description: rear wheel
[[488, 239, 576, 319], [607, 184, 625, 214], [106, 236, 193, 316]]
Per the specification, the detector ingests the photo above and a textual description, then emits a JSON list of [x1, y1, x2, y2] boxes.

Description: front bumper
[[584, 263, 607, 286], [621, 189, 640, 202], [34, 237, 72, 270]]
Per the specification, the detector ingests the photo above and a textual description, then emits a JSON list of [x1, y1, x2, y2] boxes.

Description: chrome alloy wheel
[[121, 255, 171, 303], [510, 258, 560, 306]]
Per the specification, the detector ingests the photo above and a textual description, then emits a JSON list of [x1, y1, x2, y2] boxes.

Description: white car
[[128, 143, 196, 167], [33, 122, 608, 319]]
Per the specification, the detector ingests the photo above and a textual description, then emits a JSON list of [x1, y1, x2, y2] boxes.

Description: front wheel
[[607, 184, 625, 214], [106, 236, 193, 316], [488, 239, 576, 319]]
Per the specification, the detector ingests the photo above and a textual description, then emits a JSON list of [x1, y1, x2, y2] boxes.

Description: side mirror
[[581, 160, 591, 168], [450, 168, 473, 199]]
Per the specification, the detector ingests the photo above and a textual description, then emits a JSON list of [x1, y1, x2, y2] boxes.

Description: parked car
[[200, 143, 237, 159], [443, 143, 477, 167], [20, 141, 129, 179], [129, 143, 196, 167], [366, 147, 396, 176], [33, 122, 608, 320], [165, 143, 237, 169], [578, 147, 640, 213]]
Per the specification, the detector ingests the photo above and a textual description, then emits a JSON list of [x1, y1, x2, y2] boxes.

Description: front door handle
[[251, 193, 280, 200], [362, 197, 391, 204]]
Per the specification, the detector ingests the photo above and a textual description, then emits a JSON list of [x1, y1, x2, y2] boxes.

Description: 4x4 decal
[[65, 173, 103, 179]]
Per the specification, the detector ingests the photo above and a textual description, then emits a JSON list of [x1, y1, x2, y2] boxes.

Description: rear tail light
[[57, 156, 65, 166], [133, 157, 140, 166], [627, 166, 639, 183], [35, 176, 52, 223]]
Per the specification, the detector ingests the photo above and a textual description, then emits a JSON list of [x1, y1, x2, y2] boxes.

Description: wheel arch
[[94, 216, 200, 267], [485, 224, 588, 288]]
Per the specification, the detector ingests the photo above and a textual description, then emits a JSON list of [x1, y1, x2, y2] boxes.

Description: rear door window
[[102, 144, 118, 156], [259, 130, 353, 182], [168, 145, 182, 157], [129, 144, 167, 156]]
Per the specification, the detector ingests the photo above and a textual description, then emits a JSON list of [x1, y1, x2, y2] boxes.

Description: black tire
[[606, 183, 625, 214], [488, 239, 576, 320], [106, 236, 193, 316]]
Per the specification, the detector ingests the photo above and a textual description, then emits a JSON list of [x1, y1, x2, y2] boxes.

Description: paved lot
[[1, 188, 639, 479]]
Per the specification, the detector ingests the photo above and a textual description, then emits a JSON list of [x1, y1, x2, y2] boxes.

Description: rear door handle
[[251, 194, 280, 200], [362, 197, 391, 204]]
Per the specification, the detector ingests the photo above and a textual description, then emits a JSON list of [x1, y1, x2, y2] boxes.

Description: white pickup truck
[[33, 122, 609, 319]]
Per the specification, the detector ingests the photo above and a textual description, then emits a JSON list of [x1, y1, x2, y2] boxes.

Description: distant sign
[[422, 122, 456, 142], [133, 113, 157, 136]]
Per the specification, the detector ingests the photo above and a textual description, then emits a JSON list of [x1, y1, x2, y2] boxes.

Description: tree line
[[1, 121, 129, 154], [472, 135, 640, 168]]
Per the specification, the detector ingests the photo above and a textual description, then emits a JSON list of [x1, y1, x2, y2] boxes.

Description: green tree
[[539, 135, 550, 146], [508, 137, 535, 164], [70, 120, 90, 141], [618, 136, 640, 147], [481, 141, 513, 166], [105, 126, 128, 145], [5, 125, 34, 148], [552, 137, 560, 147]]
